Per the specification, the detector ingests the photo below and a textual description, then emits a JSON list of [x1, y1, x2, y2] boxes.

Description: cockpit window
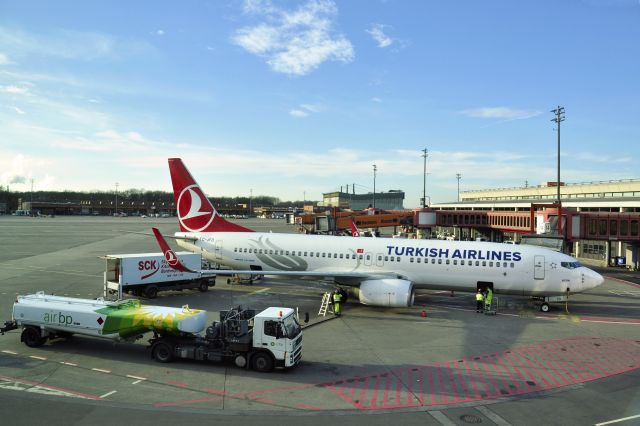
[[561, 261, 582, 269]]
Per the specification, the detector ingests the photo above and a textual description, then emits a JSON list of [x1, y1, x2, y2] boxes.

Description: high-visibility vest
[[476, 293, 483, 301], [333, 293, 342, 303]]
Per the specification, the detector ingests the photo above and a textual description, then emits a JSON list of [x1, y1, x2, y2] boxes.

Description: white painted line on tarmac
[[100, 390, 117, 399], [131, 380, 143, 385], [1, 350, 18, 355], [29, 355, 47, 361], [429, 410, 457, 426], [126, 374, 147, 381], [476, 405, 513, 426], [596, 414, 640, 426], [249, 287, 270, 295], [91, 368, 111, 374], [60, 361, 78, 366]]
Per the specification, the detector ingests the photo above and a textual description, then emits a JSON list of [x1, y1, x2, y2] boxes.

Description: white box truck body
[[103, 252, 215, 299]]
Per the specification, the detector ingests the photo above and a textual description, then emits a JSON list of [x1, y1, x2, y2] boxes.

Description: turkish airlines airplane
[[165, 158, 604, 311]]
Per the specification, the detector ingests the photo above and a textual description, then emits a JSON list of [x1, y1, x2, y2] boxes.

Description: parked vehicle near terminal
[[0, 293, 302, 372], [103, 252, 215, 299]]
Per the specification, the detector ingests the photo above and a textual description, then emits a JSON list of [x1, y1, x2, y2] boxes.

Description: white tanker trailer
[[1, 292, 303, 372]]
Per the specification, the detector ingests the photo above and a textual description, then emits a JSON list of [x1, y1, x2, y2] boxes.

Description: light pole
[[422, 148, 428, 207], [372, 164, 377, 209], [551, 106, 565, 235], [115, 182, 119, 215], [456, 173, 461, 202]]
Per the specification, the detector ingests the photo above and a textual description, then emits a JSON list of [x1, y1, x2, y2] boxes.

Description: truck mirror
[[304, 312, 309, 323]]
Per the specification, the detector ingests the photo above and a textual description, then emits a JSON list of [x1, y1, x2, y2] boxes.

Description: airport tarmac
[[0, 216, 639, 425]]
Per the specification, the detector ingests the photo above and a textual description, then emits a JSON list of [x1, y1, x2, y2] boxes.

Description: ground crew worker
[[485, 287, 493, 312], [332, 290, 343, 316], [475, 289, 484, 313]]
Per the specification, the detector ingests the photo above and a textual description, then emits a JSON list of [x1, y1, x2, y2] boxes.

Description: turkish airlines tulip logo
[[164, 249, 179, 267], [177, 184, 215, 232]]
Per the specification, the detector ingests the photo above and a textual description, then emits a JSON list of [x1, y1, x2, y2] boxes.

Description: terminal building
[[431, 179, 640, 269], [323, 190, 405, 210]]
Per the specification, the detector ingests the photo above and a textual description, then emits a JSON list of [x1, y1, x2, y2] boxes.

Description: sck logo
[[177, 184, 215, 232], [138, 260, 158, 270], [139, 259, 160, 280]]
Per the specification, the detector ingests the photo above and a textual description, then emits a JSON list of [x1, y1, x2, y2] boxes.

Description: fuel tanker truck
[[1, 292, 303, 372]]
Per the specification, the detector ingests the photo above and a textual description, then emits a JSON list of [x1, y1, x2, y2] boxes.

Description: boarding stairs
[[318, 292, 332, 316]]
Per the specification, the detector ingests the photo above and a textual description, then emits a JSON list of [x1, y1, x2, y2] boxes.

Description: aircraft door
[[534, 255, 545, 280], [214, 240, 223, 260], [364, 252, 372, 266], [376, 253, 384, 267]]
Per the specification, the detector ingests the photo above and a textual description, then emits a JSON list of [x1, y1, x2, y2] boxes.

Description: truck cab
[[252, 307, 303, 370]]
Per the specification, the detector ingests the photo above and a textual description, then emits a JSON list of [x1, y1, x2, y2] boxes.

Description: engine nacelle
[[357, 279, 415, 307]]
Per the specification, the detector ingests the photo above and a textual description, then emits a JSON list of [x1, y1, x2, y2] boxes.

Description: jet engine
[[356, 279, 415, 307]]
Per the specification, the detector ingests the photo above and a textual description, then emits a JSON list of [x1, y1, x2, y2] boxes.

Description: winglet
[[152, 227, 197, 273]]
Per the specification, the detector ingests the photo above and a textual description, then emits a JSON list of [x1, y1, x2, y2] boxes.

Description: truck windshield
[[282, 314, 301, 338]]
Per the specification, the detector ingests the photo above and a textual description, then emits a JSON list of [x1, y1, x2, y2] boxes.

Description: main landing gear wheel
[[540, 303, 550, 313]]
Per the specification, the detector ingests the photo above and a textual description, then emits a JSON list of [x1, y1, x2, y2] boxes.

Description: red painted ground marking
[[296, 404, 323, 410], [166, 381, 189, 388], [0, 374, 102, 400], [319, 337, 640, 411], [205, 388, 229, 395]]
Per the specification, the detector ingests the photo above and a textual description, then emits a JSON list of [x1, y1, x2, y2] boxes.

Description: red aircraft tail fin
[[350, 219, 361, 237], [168, 158, 253, 233], [152, 227, 196, 273]]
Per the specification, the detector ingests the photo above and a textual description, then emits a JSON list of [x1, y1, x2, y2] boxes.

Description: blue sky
[[1, 0, 639, 207]]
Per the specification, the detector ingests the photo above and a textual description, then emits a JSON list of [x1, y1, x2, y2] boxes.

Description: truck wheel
[[144, 285, 158, 299], [234, 354, 247, 368], [198, 280, 208, 292], [22, 326, 45, 348], [251, 352, 274, 372], [152, 341, 174, 363], [540, 303, 550, 313]]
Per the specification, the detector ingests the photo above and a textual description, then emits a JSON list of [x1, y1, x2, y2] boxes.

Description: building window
[[631, 220, 639, 236], [599, 219, 607, 235]]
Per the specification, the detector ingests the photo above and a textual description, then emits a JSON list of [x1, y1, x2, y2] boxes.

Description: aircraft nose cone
[[583, 269, 604, 290]]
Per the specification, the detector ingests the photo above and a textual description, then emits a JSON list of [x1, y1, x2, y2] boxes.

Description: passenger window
[[352, 254, 356, 259], [417, 258, 421, 263], [446, 259, 450, 265], [339, 254, 343, 259], [396, 257, 400, 262], [475, 261, 480, 266], [234, 248, 237, 252], [322, 253, 326, 258], [334, 253, 338, 258], [438, 259, 442, 264], [453, 260, 457, 265], [461, 260, 465, 265], [358, 255, 363, 260], [489, 261, 493, 267], [510, 263, 515, 268], [496, 263, 500, 268], [431, 259, 436, 264], [410, 258, 414, 263], [285, 251, 289, 255], [304, 251, 308, 256], [482, 261, 486, 267], [384, 256, 389, 261], [503, 262, 507, 267]]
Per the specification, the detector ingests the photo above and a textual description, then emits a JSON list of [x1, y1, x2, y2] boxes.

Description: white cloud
[[11, 106, 25, 114], [0, 85, 29, 94], [156, 30, 165, 36], [0, 26, 155, 62], [370, 97, 382, 103], [0, 52, 11, 64], [461, 107, 542, 120], [366, 24, 393, 48], [231, 0, 354, 76], [289, 103, 321, 117]]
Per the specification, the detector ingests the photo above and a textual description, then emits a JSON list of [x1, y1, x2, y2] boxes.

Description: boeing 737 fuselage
[[166, 158, 604, 310]]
